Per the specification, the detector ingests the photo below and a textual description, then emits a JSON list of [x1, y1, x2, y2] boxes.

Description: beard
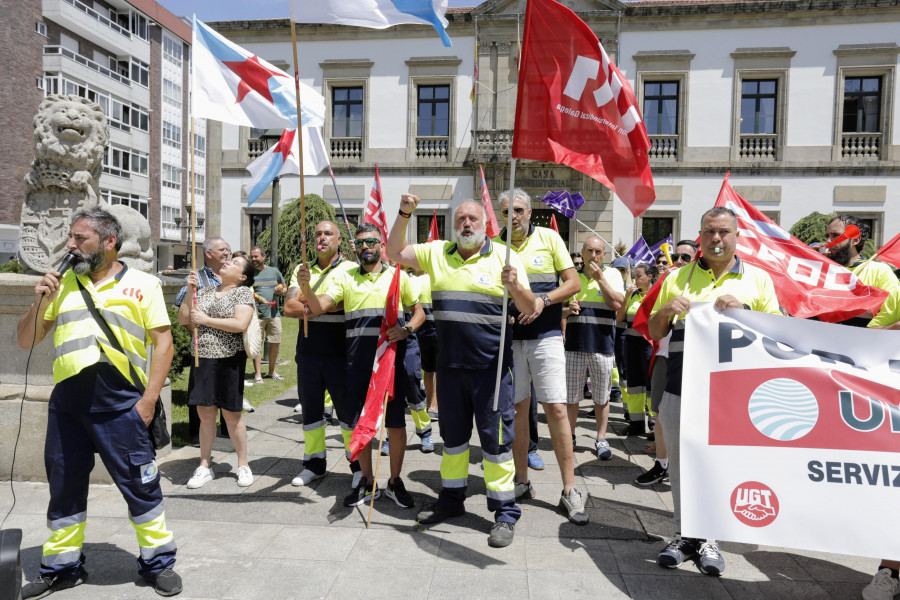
[[360, 248, 381, 265], [457, 228, 486, 251], [72, 247, 106, 275], [829, 243, 852, 267]]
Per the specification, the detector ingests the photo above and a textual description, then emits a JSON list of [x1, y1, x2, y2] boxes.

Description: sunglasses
[[354, 238, 381, 248], [573, 262, 584, 268], [674, 253, 693, 262], [500, 207, 526, 216]]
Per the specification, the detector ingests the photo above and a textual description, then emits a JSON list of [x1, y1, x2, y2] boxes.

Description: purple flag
[[624, 236, 654, 264], [648, 234, 674, 258], [540, 190, 585, 219]]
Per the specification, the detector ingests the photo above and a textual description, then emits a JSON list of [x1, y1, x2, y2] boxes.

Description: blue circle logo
[[748, 378, 819, 441]]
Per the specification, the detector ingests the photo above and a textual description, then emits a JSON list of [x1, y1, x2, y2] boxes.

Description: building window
[[415, 214, 445, 243], [163, 36, 182, 66], [163, 79, 182, 108], [194, 133, 206, 157], [131, 12, 149, 40], [641, 216, 674, 247], [35, 21, 47, 37], [163, 121, 182, 149], [643, 81, 678, 135], [104, 146, 148, 178], [531, 209, 569, 242], [131, 58, 149, 87], [192, 173, 206, 196], [102, 190, 148, 219], [332, 87, 363, 138], [162, 163, 182, 189], [161, 205, 181, 230], [843, 76, 881, 133], [741, 80, 777, 134], [417, 85, 450, 137], [250, 214, 272, 248]]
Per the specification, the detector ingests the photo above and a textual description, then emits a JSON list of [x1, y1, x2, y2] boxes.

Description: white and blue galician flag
[[243, 128, 330, 206], [192, 17, 325, 129], [290, 0, 452, 47], [624, 236, 654, 264], [648, 234, 674, 259]]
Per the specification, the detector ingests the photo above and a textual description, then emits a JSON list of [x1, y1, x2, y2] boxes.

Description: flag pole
[[190, 117, 199, 368], [328, 166, 360, 264], [290, 19, 309, 337], [366, 391, 390, 529], [492, 157, 517, 412]]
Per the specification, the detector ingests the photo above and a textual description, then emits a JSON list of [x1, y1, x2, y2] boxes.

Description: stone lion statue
[[19, 94, 153, 273]]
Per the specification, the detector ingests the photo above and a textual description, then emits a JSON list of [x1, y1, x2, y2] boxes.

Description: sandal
[[643, 442, 657, 454], [253, 377, 265, 384], [268, 373, 285, 381]]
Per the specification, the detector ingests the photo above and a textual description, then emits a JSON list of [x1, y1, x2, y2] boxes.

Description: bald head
[[582, 235, 606, 266], [455, 201, 484, 221], [582, 236, 605, 254]]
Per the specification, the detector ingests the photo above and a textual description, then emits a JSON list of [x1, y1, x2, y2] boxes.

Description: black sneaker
[[625, 420, 646, 436], [21, 570, 87, 599], [514, 480, 535, 501], [143, 568, 183, 597], [385, 477, 415, 508], [488, 522, 515, 548], [344, 476, 380, 507], [416, 501, 465, 525], [635, 461, 668, 486]]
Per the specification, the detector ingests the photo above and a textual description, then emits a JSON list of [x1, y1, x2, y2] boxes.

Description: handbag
[[77, 279, 171, 449], [243, 308, 263, 359]]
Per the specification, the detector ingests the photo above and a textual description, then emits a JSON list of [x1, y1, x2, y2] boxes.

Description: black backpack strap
[[76, 278, 146, 395]]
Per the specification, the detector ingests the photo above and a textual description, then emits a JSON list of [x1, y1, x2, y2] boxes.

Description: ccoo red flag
[[714, 173, 887, 322], [427, 210, 440, 243], [512, 0, 655, 217], [479, 164, 501, 238], [364, 164, 388, 242], [549, 213, 559, 233], [873, 231, 900, 269], [348, 265, 402, 461]]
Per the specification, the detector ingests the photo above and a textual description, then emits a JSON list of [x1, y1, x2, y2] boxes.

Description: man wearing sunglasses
[[497, 188, 585, 525], [671, 240, 699, 270]]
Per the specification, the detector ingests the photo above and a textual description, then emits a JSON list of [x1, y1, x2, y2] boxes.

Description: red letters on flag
[[714, 174, 887, 322], [479, 165, 500, 238], [348, 265, 402, 461], [365, 164, 388, 242], [511, 0, 655, 217]]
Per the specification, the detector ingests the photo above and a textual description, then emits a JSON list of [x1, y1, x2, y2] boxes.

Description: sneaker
[[386, 477, 415, 508], [420, 433, 435, 453], [416, 501, 465, 525], [514, 480, 535, 501], [488, 522, 515, 548], [657, 535, 698, 568], [351, 470, 363, 489], [863, 568, 900, 600], [344, 476, 380, 507], [635, 461, 668, 486], [527, 450, 545, 470], [21, 570, 87, 599], [143, 568, 183, 597], [625, 420, 646, 436], [236, 465, 253, 487], [595, 439, 612, 461], [559, 488, 589, 525], [698, 540, 725, 576], [380, 439, 390, 456], [293, 402, 303, 413], [186, 466, 213, 489], [268, 373, 285, 381], [291, 468, 325, 486], [242, 398, 254, 412]]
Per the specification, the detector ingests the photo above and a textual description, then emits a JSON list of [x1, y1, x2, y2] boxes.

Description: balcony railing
[[473, 130, 513, 157], [247, 139, 268, 160], [44, 46, 131, 87], [61, 0, 131, 39], [648, 135, 678, 161], [739, 133, 778, 161], [416, 136, 449, 160], [331, 137, 362, 161], [841, 132, 881, 160]]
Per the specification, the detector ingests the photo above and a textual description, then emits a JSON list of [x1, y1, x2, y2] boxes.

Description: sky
[[160, 0, 484, 22]]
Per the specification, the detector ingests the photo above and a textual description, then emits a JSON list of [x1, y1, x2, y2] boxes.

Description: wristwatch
[[403, 325, 415, 335], [540, 294, 552, 307]]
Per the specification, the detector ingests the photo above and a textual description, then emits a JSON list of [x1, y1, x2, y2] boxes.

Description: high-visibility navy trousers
[[297, 353, 352, 474], [434, 362, 520, 524], [42, 404, 176, 578]]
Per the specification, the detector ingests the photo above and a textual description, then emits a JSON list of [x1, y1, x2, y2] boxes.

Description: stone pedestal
[[0, 274, 173, 483]]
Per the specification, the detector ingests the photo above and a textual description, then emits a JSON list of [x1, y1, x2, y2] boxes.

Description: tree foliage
[[789, 212, 834, 246], [0, 259, 24, 274], [167, 306, 192, 379], [256, 194, 356, 279]]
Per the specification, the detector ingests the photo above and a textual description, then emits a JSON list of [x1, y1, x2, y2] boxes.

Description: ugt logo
[[731, 481, 779, 527]]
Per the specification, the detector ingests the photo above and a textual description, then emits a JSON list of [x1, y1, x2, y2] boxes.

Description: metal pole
[[271, 176, 280, 268], [492, 157, 517, 412]]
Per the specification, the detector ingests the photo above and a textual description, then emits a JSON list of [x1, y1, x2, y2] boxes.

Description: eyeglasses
[[674, 253, 694, 263], [500, 207, 526, 216], [354, 238, 381, 248]]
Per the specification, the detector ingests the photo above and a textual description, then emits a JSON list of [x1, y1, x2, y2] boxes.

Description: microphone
[[55, 252, 77, 277], [825, 224, 861, 249]]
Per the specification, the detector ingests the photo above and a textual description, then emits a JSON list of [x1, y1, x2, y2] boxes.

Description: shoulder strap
[[76, 278, 146, 394], [311, 258, 342, 294]]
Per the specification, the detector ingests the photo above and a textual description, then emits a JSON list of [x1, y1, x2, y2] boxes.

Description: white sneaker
[[236, 465, 253, 487], [351, 470, 363, 489], [187, 466, 214, 489], [293, 402, 303, 413], [863, 569, 900, 600], [291, 469, 326, 486], [242, 398, 254, 412]]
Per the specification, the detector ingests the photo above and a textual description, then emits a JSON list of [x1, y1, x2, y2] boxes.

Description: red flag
[[348, 265, 402, 461], [549, 213, 559, 233], [512, 0, 655, 217], [427, 210, 440, 243], [364, 164, 388, 242], [715, 173, 887, 322], [479, 164, 500, 238], [632, 271, 667, 345], [873, 231, 900, 268]]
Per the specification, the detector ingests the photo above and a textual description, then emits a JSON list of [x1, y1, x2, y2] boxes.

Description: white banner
[[680, 303, 900, 559]]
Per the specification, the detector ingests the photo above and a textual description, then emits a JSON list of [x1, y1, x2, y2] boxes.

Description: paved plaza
[[0, 391, 874, 599]]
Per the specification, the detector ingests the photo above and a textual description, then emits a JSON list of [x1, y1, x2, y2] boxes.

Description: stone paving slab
[[0, 392, 878, 599]]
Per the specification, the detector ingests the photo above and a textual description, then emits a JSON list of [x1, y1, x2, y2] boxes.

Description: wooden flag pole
[[190, 117, 199, 367], [366, 391, 391, 529], [290, 19, 308, 337], [492, 157, 517, 412]]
